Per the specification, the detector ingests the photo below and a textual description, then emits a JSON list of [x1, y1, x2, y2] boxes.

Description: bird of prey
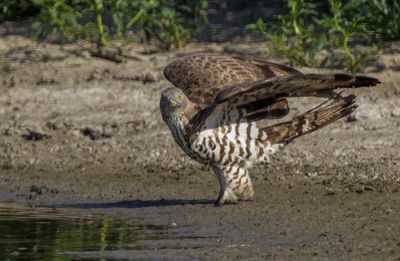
[[160, 53, 380, 206]]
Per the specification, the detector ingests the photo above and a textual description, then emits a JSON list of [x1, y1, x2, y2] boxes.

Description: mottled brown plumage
[[160, 53, 381, 206], [164, 53, 301, 108]]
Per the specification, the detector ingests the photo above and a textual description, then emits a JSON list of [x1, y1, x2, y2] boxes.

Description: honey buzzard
[[160, 53, 380, 206]]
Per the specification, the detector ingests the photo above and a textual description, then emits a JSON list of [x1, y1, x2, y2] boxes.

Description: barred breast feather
[[191, 104, 282, 167]]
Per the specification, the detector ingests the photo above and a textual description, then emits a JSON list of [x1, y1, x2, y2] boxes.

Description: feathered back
[[164, 53, 302, 108]]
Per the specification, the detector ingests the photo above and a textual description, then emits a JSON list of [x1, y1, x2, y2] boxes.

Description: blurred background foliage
[[0, 0, 208, 49], [1, 0, 399, 71], [246, 0, 399, 72]]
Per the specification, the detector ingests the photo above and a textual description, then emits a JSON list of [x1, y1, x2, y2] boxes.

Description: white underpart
[[191, 105, 283, 167]]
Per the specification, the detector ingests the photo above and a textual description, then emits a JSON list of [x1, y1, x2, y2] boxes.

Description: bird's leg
[[212, 166, 237, 206], [212, 165, 254, 206]]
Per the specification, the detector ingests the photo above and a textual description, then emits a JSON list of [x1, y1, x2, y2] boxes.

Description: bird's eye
[[177, 94, 183, 101]]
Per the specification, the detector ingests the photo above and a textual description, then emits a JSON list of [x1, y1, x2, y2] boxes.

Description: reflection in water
[[0, 204, 169, 261]]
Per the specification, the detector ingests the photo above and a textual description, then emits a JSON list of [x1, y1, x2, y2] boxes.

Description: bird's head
[[160, 87, 189, 119]]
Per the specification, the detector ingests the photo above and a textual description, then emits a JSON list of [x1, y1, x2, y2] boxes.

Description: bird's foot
[[213, 189, 238, 207]]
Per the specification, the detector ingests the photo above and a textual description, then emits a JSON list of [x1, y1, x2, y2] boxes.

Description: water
[[0, 204, 182, 261]]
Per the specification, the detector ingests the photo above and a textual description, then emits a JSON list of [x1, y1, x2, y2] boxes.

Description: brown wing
[[215, 73, 381, 104], [187, 73, 380, 139], [163, 52, 302, 108]]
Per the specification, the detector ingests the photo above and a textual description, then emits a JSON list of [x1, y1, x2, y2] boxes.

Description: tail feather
[[262, 95, 357, 145]]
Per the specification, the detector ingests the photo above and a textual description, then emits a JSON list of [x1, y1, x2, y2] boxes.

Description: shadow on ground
[[50, 199, 214, 209]]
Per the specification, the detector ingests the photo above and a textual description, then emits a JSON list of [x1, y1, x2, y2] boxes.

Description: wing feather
[[215, 73, 381, 104], [164, 53, 302, 108], [187, 73, 380, 137]]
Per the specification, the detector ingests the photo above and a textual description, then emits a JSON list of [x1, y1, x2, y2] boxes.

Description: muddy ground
[[1, 30, 400, 260]]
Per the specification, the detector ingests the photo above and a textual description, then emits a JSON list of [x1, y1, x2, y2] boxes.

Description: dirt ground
[[1, 31, 400, 260]]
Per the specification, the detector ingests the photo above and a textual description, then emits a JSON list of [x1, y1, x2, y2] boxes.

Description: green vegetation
[[247, 0, 399, 72], [1, 0, 208, 49], [247, 0, 320, 67], [1, 1, 399, 69], [1, 0, 37, 22], [350, 0, 400, 41]]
